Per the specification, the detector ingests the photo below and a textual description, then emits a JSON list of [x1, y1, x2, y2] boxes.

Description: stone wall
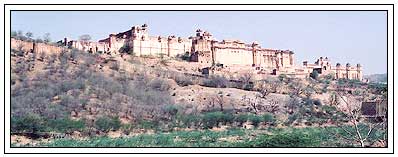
[[213, 47, 253, 66], [11, 38, 68, 55], [11, 38, 34, 52]]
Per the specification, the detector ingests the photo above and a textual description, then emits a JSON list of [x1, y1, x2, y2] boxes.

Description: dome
[[336, 63, 341, 67]]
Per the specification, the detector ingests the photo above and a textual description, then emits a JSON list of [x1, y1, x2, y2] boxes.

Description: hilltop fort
[[17, 24, 363, 80]]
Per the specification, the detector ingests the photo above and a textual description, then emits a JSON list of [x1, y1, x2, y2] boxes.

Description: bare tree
[[242, 95, 259, 114], [25, 32, 33, 41], [326, 91, 386, 147], [329, 92, 340, 106], [256, 77, 282, 97], [288, 79, 305, 96], [79, 34, 92, 44], [43, 33, 51, 43], [215, 92, 225, 111], [239, 72, 254, 89]]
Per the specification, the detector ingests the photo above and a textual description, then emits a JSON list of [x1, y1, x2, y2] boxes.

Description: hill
[[10, 40, 387, 148], [364, 73, 387, 83]]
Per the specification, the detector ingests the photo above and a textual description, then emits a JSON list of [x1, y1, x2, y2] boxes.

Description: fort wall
[[62, 24, 363, 81], [11, 38, 68, 55]]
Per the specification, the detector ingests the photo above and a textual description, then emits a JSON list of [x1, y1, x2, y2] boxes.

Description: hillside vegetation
[[10, 40, 387, 147]]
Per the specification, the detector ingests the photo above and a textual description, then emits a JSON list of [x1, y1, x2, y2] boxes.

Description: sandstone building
[[65, 24, 362, 80], [302, 57, 363, 80]]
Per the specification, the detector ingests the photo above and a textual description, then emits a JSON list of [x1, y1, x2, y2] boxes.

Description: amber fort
[[17, 24, 363, 80]]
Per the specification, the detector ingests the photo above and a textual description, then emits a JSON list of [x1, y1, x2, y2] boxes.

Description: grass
[[25, 126, 384, 147]]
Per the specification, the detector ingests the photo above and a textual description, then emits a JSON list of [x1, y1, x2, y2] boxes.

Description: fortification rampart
[[11, 38, 68, 55]]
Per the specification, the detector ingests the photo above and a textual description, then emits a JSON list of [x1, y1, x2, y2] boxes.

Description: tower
[[131, 24, 149, 40], [252, 41, 260, 66], [335, 63, 341, 79], [191, 29, 214, 65], [346, 63, 351, 79], [356, 64, 363, 80]]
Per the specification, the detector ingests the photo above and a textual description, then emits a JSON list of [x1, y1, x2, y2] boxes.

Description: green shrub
[[178, 52, 191, 61], [248, 114, 262, 126], [46, 118, 86, 133], [11, 114, 46, 134], [202, 112, 234, 129], [94, 116, 121, 132], [162, 105, 179, 120], [285, 113, 299, 125], [138, 120, 159, 130], [119, 45, 130, 54], [262, 113, 275, 124], [310, 70, 319, 80], [321, 105, 337, 114], [235, 114, 249, 124], [179, 114, 202, 128]]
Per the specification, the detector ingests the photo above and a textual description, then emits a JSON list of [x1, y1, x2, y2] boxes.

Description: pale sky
[[11, 11, 387, 75]]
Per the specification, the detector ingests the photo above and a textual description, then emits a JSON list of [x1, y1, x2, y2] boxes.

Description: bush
[[178, 52, 191, 61], [119, 45, 131, 54], [162, 105, 179, 119], [235, 114, 249, 124], [325, 73, 334, 80], [262, 113, 275, 124], [313, 99, 322, 106], [241, 83, 254, 91], [321, 105, 337, 114], [278, 74, 287, 82], [138, 120, 159, 130], [202, 112, 234, 129], [247, 114, 262, 127], [202, 75, 228, 88], [179, 114, 202, 128], [173, 74, 193, 86], [11, 114, 46, 134], [148, 78, 172, 91], [46, 118, 86, 133], [94, 116, 121, 132], [109, 61, 120, 71], [310, 70, 319, 80]]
